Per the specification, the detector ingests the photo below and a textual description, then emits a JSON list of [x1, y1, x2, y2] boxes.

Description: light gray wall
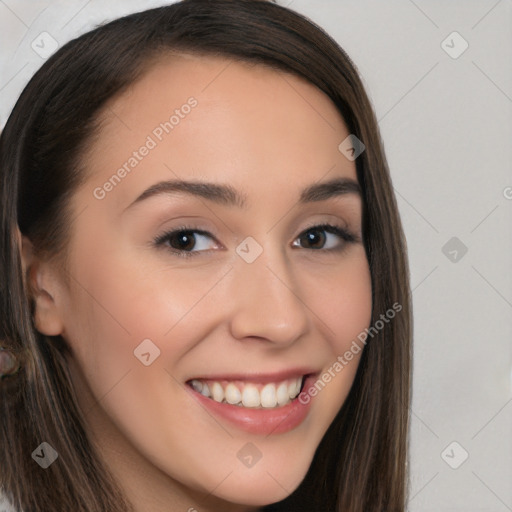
[[1, 1, 510, 511]]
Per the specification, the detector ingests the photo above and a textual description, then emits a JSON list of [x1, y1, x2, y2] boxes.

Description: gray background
[[1, 1, 511, 511]]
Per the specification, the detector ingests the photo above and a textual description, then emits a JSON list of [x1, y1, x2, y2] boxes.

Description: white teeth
[[288, 379, 301, 399], [260, 383, 277, 408], [211, 382, 224, 403], [200, 382, 210, 397], [189, 376, 304, 409], [242, 384, 261, 408], [276, 382, 290, 405], [190, 379, 203, 393], [224, 383, 242, 405]]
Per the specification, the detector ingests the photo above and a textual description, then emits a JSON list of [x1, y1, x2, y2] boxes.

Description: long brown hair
[[0, 1, 412, 510]]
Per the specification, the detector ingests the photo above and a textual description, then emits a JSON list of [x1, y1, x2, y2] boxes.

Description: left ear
[[20, 234, 65, 336]]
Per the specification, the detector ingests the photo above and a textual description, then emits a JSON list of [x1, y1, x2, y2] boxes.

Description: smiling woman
[[0, 1, 412, 512]]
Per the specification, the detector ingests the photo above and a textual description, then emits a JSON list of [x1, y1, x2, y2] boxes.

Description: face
[[39, 55, 372, 510]]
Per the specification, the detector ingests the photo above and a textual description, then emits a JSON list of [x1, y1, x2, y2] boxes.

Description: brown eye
[[299, 227, 326, 249], [293, 224, 357, 251], [154, 227, 218, 258], [167, 231, 197, 251]]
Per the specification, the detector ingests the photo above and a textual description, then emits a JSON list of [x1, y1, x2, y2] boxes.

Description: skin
[[23, 54, 372, 511]]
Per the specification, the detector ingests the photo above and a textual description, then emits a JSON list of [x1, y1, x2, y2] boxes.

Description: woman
[[0, 1, 412, 510]]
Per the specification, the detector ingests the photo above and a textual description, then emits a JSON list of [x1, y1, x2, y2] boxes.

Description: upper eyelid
[[159, 223, 348, 237]]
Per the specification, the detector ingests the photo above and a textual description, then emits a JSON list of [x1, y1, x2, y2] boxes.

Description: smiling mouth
[[186, 375, 309, 409]]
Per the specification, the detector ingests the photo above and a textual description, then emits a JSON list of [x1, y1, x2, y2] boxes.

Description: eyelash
[[153, 223, 359, 259]]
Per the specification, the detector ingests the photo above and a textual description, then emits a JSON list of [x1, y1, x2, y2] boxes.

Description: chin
[[206, 455, 311, 507]]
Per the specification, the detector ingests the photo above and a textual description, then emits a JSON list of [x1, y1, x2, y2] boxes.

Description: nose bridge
[[228, 238, 309, 344]]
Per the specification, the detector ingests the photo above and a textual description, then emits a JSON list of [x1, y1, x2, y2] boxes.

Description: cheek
[[298, 249, 372, 414], [306, 249, 373, 353], [60, 245, 232, 384]]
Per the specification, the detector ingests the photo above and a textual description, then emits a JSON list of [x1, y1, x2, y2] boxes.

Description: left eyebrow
[[299, 177, 362, 203], [124, 176, 362, 212]]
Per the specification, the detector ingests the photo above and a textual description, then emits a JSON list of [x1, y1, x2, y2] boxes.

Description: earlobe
[[20, 234, 64, 336]]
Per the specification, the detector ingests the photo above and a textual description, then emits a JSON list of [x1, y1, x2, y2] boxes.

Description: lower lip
[[185, 374, 316, 435]]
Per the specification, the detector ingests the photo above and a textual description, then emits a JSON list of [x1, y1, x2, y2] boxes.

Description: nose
[[228, 244, 310, 347]]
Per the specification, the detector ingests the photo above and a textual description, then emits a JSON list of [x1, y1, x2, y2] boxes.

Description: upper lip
[[186, 368, 319, 384]]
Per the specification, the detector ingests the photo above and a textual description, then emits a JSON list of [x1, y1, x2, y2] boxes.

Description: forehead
[[79, 53, 357, 212]]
